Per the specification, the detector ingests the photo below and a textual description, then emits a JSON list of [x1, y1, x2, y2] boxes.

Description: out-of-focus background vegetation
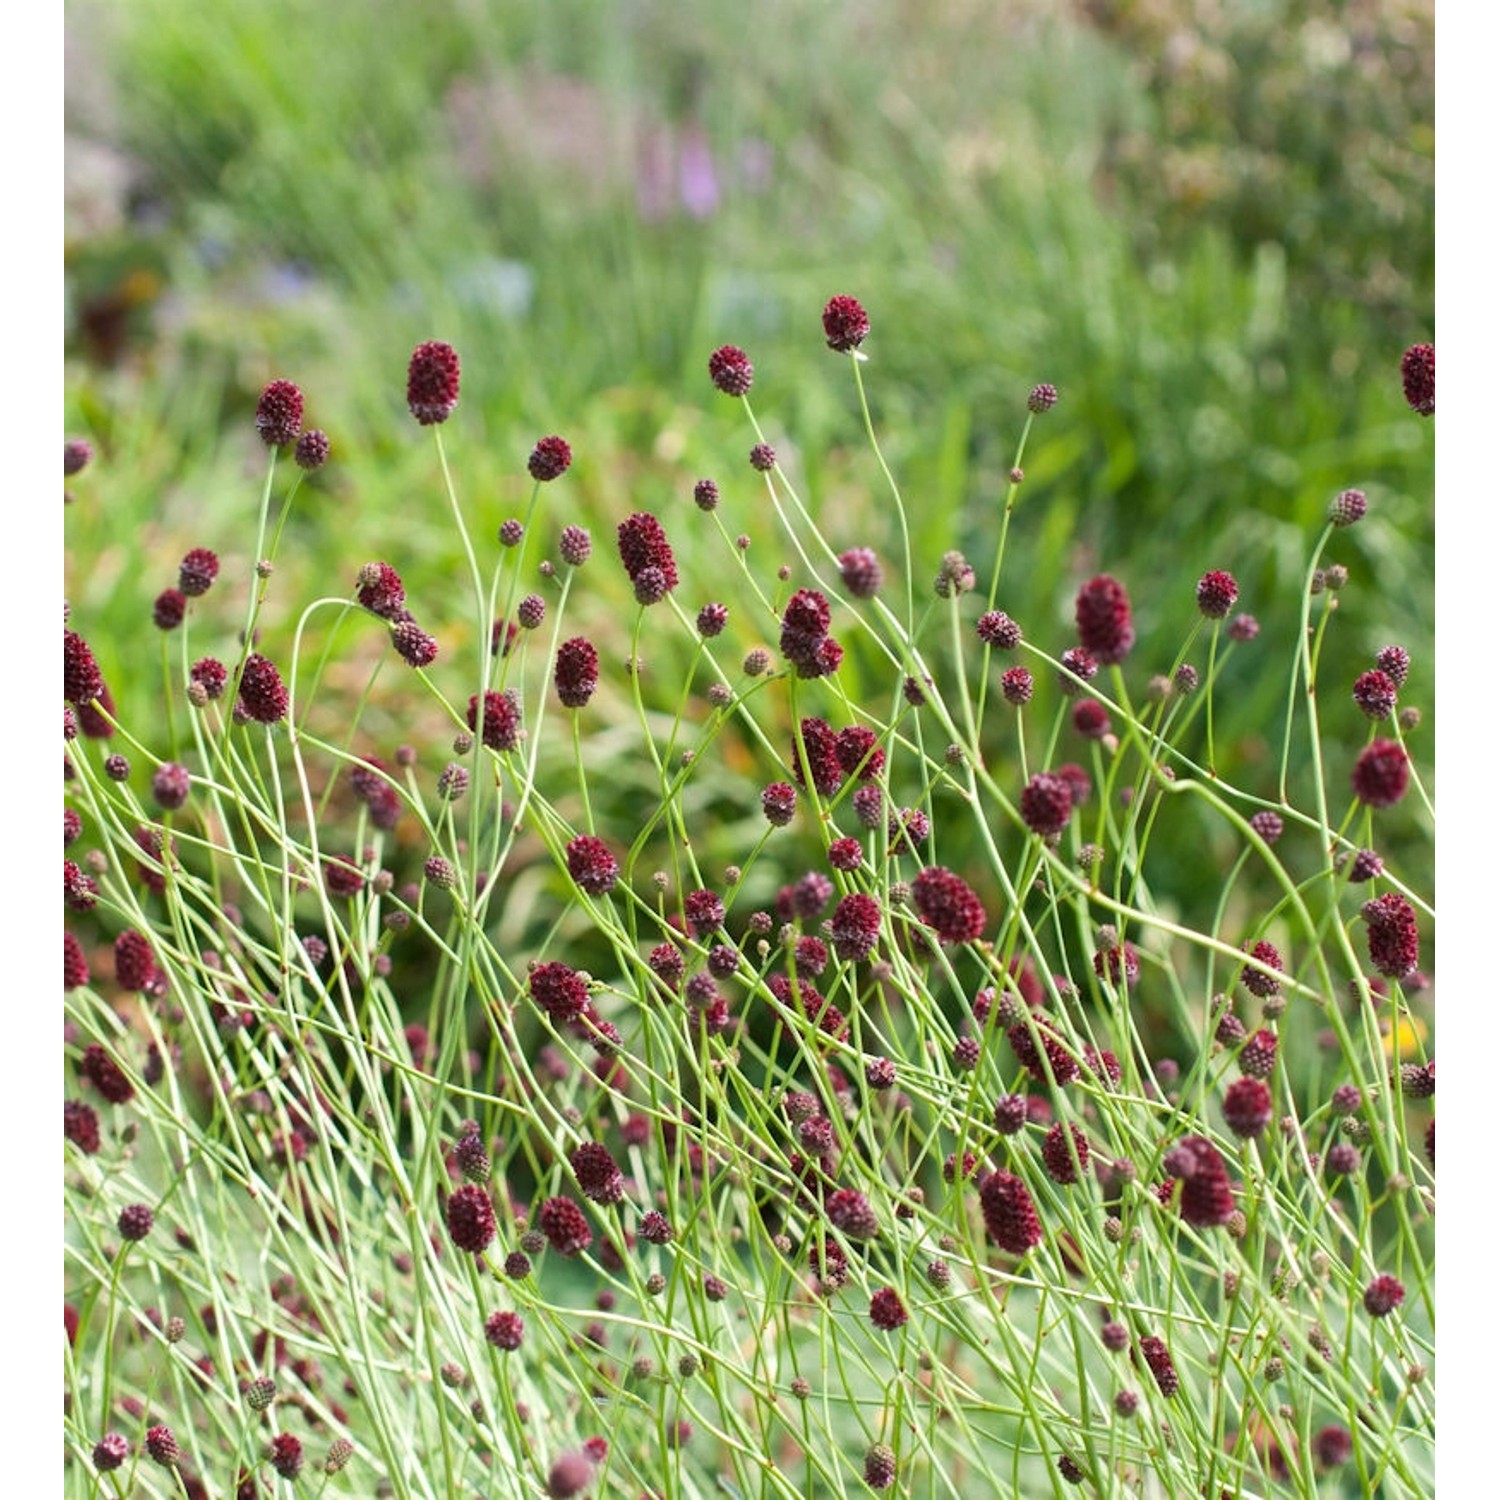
[[63, 0, 1434, 952]]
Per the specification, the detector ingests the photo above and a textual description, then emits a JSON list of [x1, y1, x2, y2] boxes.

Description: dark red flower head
[[616, 511, 678, 594], [831, 892, 882, 962], [145, 1425, 180, 1466], [466, 689, 522, 751], [780, 588, 832, 668], [864, 1443, 897, 1490], [115, 929, 156, 992], [1363, 1272, 1405, 1317], [794, 633, 841, 678], [1002, 666, 1039, 707], [268, 1434, 303, 1480], [1400, 343, 1434, 417], [1314, 1425, 1353, 1468], [1072, 698, 1110, 739], [1248, 810, 1283, 845], [1020, 772, 1073, 838], [822, 294, 870, 352], [190, 657, 228, 700], [978, 1169, 1042, 1254], [485, 1309, 525, 1351], [790, 717, 844, 797], [528, 435, 572, 482], [1376, 644, 1410, 686], [324, 855, 365, 897], [554, 636, 599, 709], [454, 1126, 491, 1184], [1221, 1077, 1273, 1138], [153, 589, 186, 631], [1075, 575, 1135, 663], [391, 620, 438, 668], [178, 548, 220, 597], [445, 1183, 497, 1254], [1241, 939, 1283, 998], [238, 653, 289, 724], [639, 1209, 673, 1244], [65, 1099, 101, 1153], [911, 866, 987, 945], [977, 610, 1022, 649], [64, 630, 104, 705], [81, 1043, 135, 1104], [708, 344, 754, 396], [569, 1142, 625, 1205], [77, 679, 116, 738], [826, 1187, 879, 1239], [559, 524, 592, 567], [91, 1432, 129, 1471], [1195, 570, 1239, 619], [990, 1093, 1025, 1135], [407, 340, 460, 425], [1074, 576, 1128, 666], [772, 972, 845, 1041], [64, 930, 90, 989], [1352, 669, 1397, 720], [65, 439, 93, 476], [1163, 1135, 1235, 1226], [1238, 1028, 1278, 1080], [1138, 1335, 1179, 1396], [530, 961, 590, 1023], [839, 546, 883, 598], [1361, 892, 1419, 978], [1352, 739, 1409, 808], [539, 1195, 593, 1256], [761, 781, 797, 827], [1042, 1121, 1090, 1184], [684, 887, 725, 935], [868, 1287, 907, 1330], [1057, 647, 1097, 695], [546, 1450, 595, 1499], [1093, 940, 1139, 989], [1027, 383, 1059, 413], [834, 725, 884, 782], [1329, 488, 1367, 527], [118, 1202, 154, 1240], [294, 429, 329, 469], [356, 560, 407, 619], [350, 757, 403, 829], [152, 761, 191, 811], [255, 380, 304, 447], [565, 835, 618, 895], [1008, 1016, 1079, 1085], [65, 859, 98, 911]]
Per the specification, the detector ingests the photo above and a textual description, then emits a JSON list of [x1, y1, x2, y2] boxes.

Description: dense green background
[[64, 0, 1434, 956]]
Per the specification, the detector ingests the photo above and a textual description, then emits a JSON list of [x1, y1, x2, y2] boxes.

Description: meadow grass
[[64, 315, 1433, 1496]]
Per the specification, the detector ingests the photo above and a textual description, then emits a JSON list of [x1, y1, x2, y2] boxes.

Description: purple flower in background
[[678, 124, 720, 219], [637, 121, 720, 222]]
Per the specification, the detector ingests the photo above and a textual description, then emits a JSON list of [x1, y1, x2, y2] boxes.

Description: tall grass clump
[[63, 310, 1434, 1498]]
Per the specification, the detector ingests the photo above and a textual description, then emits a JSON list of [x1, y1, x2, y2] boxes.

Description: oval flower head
[[1074, 575, 1135, 664], [911, 866, 987, 944]]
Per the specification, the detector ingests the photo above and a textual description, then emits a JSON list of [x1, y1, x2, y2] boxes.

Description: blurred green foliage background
[[64, 0, 1434, 995]]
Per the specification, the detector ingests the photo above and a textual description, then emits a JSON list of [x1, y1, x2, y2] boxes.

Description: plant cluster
[[64, 305, 1433, 1497]]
